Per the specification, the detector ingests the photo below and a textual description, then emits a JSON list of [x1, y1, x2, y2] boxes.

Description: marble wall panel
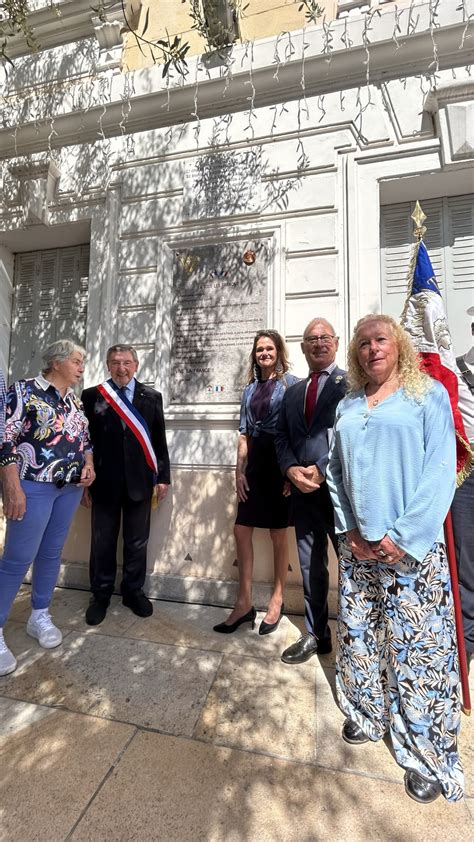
[[120, 197, 182, 234], [286, 214, 337, 251], [286, 253, 338, 296]]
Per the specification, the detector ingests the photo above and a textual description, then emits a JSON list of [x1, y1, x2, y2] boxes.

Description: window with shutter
[[380, 195, 473, 355], [9, 244, 90, 381]]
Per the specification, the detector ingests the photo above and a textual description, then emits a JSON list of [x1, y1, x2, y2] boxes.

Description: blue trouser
[[0, 480, 82, 627], [451, 467, 474, 655]]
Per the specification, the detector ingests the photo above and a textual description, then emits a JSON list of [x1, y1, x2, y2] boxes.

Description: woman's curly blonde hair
[[347, 314, 431, 400]]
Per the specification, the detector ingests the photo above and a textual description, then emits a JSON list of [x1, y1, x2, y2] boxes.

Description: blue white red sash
[[97, 380, 158, 474]]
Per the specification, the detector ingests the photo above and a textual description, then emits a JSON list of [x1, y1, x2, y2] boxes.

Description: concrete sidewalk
[[0, 586, 472, 841]]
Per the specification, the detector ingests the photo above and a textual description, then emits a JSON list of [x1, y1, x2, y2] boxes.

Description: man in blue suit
[[275, 318, 346, 663]]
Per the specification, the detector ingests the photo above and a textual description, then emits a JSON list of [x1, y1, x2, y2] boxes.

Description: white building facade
[[1, 0, 473, 611]]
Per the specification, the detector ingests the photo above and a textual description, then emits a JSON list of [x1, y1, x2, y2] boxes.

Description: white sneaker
[[0, 630, 17, 676], [26, 610, 62, 649]]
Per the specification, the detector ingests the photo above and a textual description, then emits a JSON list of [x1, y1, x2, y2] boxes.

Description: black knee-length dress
[[235, 374, 299, 529]]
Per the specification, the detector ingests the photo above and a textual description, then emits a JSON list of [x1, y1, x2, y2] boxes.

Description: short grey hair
[[302, 318, 337, 340], [106, 344, 139, 364], [42, 339, 85, 375]]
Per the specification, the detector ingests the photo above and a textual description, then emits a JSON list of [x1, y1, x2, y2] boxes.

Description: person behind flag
[[452, 306, 474, 673], [82, 344, 170, 626], [0, 367, 6, 445], [326, 314, 463, 804], [400, 213, 472, 714]]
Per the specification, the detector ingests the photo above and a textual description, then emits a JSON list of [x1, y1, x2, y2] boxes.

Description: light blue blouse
[[326, 381, 456, 562]]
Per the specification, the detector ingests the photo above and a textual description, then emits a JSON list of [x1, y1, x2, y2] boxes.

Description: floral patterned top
[[0, 368, 6, 444], [0, 375, 91, 483]]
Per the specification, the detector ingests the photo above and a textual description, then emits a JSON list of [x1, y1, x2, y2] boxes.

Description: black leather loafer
[[342, 719, 369, 745], [122, 590, 153, 617], [404, 770, 441, 804], [281, 633, 319, 664], [85, 597, 110, 626]]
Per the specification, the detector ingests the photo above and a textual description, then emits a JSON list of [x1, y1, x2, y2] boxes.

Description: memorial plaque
[[183, 148, 262, 219], [170, 241, 269, 405]]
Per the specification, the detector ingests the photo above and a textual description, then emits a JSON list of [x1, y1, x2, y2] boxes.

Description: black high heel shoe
[[259, 604, 284, 636], [213, 607, 256, 634]]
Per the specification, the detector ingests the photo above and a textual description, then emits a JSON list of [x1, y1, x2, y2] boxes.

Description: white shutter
[[380, 202, 413, 312], [445, 196, 474, 352], [9, 244, 90, 381], [381, 194, 474, 355], [10, 253, 38, 379]]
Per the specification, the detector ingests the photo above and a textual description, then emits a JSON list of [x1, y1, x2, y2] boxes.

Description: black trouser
[[292, 484, 337, 643], [451, 467, 474, 655], [89, 490, 151, 601]]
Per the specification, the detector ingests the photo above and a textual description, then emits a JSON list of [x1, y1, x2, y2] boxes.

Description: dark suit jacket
[[81, 380, 171, 503], [275, 367, 347, 488]]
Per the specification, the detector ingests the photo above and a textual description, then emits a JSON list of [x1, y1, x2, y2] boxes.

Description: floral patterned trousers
[[336, 539, 464, 801]]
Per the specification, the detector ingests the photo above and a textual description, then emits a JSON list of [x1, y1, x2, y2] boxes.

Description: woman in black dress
[[214, 330, 299, 635]]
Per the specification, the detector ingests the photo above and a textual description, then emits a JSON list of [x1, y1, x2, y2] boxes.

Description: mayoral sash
[[97, 380, 158, 474]]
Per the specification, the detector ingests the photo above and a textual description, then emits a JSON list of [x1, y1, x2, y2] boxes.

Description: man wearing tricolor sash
[[81, 344, 170, 625]]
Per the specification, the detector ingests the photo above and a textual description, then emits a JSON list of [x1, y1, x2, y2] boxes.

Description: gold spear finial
[[411, 200, 427, 241]]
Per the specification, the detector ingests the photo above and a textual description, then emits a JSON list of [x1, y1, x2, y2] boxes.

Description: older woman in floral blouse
[[0, 340, 95, 676]]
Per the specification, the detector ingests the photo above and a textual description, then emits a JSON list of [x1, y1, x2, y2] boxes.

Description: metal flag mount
[[401, 200, 471, 715]]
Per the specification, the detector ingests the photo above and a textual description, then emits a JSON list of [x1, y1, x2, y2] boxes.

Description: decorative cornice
[[0, 2, 472, 159], [4, 0, 141, 58], [424, 79, 474, 113]]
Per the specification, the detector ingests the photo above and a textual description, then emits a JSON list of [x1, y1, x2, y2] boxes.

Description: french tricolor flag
[[401, 239, 472, 483]]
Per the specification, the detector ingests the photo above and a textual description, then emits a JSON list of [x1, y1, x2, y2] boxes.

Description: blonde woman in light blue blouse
[[326, 314, 463, 805]]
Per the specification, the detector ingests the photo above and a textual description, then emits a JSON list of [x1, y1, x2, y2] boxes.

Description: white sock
[[30, 608, 48, 620]]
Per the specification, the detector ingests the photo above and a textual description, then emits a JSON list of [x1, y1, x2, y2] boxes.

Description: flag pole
[[444, 512, 471, 715], [411, 201, 471, 715]]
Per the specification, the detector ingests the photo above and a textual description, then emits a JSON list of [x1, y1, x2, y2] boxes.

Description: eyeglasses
[[303, 334, 336, 345]]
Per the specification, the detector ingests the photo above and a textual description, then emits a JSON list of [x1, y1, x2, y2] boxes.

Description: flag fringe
[[456, 433, 474, 487], [400, 239, 421, 322]]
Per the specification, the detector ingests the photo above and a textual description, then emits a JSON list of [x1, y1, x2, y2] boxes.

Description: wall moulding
[[425, 80, 474, 166], [3, 0, 140, 58], [9, 157, 61, 224], [1, 8, 473, 159]]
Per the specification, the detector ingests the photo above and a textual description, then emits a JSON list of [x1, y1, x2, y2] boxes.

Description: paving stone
[[125, 599, 291, 658], [0, 705, 134, 842], [44, 588, 140, 637], [70, 730, 472, 842], [5, 586, 140, 637], [194, 653, 317, 762], [316, 666, 474, 797], [0, 696, 55, 736], [314, 667, 404, 783], [0, 631, 221, 735], [0, 621, 54, 678], [459, 707, 473, 798], [5, 584, 32, 621]]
